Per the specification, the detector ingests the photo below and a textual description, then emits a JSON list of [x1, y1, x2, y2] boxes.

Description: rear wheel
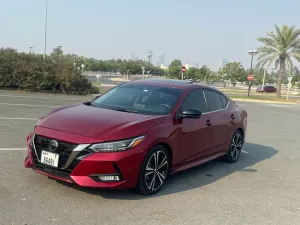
[[135, 145, 170, 195], [224, 130, 244, 163]]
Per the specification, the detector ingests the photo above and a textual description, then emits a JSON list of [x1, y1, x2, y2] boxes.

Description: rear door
[[203, 89, 231, 154], [177, 88, 213, 163]]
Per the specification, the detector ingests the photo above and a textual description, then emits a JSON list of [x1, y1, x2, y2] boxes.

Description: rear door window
[[219, 94, 228, 108], [203, 89, 224, 112]]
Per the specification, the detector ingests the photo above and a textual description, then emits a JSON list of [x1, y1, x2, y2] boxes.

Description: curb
[[231, 98, 300, 105]]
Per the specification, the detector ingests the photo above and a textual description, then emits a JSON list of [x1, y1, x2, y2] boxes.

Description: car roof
[[127, 78, 216, 90]]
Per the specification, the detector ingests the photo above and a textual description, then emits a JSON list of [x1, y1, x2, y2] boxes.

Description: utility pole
[[43, 0, 48, 60], [247, 50, 258, 96], [147, 50, 152, 78]]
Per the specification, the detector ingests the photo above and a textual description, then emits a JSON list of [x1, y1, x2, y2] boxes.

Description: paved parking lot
[[0, 91, 299, 225]]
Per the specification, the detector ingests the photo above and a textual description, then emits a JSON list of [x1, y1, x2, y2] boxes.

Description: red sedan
[[256, 85, 277, 93], [24, 79, 247, 195]]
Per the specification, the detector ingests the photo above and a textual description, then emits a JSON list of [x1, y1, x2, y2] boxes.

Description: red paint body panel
[[24, 80, 247, 190]]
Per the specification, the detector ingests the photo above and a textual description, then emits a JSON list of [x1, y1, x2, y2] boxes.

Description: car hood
[[38, 103, 165, 141]]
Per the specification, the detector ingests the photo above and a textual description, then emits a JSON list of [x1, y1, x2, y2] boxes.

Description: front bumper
[[24, 129, 145, 189]]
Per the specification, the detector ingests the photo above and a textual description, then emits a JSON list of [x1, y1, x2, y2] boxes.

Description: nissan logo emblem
[[49, 140, 59, 151]]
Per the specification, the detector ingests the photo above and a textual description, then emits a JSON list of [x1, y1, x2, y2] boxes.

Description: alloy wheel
[[144, 150, 168, 191], [231, 132, 243, 161]]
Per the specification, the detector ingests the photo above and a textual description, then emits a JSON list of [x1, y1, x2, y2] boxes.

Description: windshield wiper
[[112, 108, 138, 113]]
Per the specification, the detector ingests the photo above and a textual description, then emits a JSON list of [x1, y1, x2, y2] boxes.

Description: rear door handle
[[205, 120, 212, 126], [230, 114, 235, 120]]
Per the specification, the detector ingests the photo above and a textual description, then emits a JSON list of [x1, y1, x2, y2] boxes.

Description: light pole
[[147, 51, 152, 78], [141, 66, 145, 79], [43, 0, 48, 60], [81, 64, 85, 74], [29, 46, 33, 56], [262, 67, 266, 90], [57, 45, 62, 58], [247, 50, 258, 96]]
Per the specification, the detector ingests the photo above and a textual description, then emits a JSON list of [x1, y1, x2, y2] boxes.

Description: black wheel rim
[[144, 151, 168, 191], [231, 133, 243, 161]]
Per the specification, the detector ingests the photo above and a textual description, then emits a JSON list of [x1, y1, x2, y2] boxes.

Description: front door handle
[[205, 120, 212, 126]]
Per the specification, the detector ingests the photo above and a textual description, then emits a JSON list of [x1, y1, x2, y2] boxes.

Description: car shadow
[[55, 142, 277, 200]]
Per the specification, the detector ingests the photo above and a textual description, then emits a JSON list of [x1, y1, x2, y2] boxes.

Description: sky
[[0, 0, 300, 70]]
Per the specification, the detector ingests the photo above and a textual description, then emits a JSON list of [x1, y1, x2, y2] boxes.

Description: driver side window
[[181, 89, 207, 113]]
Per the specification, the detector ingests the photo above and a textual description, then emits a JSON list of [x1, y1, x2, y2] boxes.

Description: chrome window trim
[[202, 89, 209, 113]]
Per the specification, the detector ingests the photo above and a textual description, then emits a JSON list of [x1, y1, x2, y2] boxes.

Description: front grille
[[31, 146, 71, 179], [34, 134, 77, 168], [31, 135, 92, 179]]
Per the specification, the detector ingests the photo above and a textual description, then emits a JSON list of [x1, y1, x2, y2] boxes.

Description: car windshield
[[91, 83, 184, 115]]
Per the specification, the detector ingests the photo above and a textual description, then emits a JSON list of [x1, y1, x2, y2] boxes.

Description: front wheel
[[135, 145, 170, 195], [224, 130, 244, 163]]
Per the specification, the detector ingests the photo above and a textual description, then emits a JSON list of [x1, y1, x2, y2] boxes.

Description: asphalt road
[[0, 91, 300, 225]]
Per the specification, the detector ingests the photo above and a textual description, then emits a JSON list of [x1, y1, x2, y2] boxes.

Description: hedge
[[0, 48, 98, 95]]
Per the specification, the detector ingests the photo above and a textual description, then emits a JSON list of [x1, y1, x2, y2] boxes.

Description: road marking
[[0, 94, 83, 101], [0, 117, 37, 121], [242, 150, 249, 154], [0, 102, 60, 108], [0, 148, 27, 151]]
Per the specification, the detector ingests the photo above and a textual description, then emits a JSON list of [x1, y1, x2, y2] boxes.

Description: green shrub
[[0, 48, 95, 95]]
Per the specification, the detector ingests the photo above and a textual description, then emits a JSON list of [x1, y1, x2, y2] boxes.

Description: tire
[[224, 130, 244, 163], [135, 145, 170, 195]]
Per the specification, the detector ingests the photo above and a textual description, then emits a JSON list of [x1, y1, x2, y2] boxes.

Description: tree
[[291, 66, 300, 84], [168, 60, 182, 79], [245, 68, 274, 86], [50, 47, 63, 58], [220, 62, 246, 86], [185, 67, 200, 80], [256, 25, 300, 97]]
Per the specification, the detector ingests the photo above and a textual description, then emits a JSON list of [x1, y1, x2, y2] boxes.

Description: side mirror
[[178, 109, 202, 119]]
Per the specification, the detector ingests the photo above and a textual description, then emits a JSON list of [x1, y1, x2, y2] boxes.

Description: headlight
[[89, 136, 145, 152]]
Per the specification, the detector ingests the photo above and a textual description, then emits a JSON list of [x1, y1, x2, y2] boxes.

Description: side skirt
[[170, 152, 226, 175]]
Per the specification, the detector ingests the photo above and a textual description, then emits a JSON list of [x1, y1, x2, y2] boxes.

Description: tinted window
[[219, 94, 228, 108], [204, 89, 224, 112], [92, 83, 184, 115], [181, 89, 207, 113]]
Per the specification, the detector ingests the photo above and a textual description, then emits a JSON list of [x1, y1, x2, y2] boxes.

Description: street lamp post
[[141, 66, 145, 79], [247, 50, 258, 97], [81, 64, 85, 74], [147, 51, 152, 78], [57, 45, 62, 58], [29, 46, 33, 57], [262, 67, 266, 90], [43, 0, 48, 60]]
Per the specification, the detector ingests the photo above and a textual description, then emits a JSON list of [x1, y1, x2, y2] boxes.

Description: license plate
[[41, 151, 59, 168]]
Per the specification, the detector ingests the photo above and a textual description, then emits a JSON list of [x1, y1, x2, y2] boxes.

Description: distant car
[[24, 78, 248, 195], [256, 85, 277, 93]]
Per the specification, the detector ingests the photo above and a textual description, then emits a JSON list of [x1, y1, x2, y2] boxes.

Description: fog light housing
[[98, 175, 120, 181], [90, 174, 122, 182]]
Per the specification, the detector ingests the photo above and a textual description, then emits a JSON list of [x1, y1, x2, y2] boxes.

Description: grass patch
[[230, 95, 298, 103]]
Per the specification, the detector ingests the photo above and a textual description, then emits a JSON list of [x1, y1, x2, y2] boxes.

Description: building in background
[[220, 58, 229, 68], [158, 54, 165, 66]]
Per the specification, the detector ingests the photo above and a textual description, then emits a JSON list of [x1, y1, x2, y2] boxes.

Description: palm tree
[[256, 25, 300, 97]]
